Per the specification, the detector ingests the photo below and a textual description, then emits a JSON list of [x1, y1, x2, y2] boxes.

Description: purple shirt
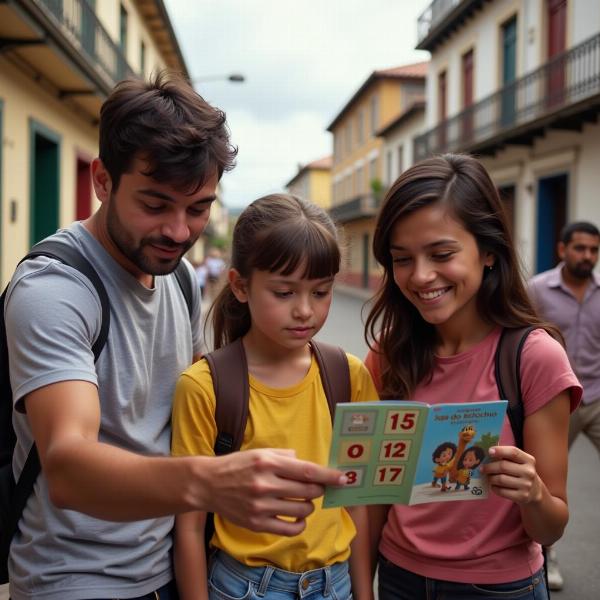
[[529, 264, 600, 403]]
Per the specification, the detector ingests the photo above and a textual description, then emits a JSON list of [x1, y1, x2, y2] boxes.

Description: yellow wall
[[309, 169, 332, 210], [331, 78, 406, 205], [0, 60, 98, 285]]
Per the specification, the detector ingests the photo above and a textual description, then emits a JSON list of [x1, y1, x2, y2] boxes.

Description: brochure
[[323, 400, 507, 507]]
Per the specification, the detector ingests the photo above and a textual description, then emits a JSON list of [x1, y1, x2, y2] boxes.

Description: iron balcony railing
[[414, 32, 600, 161], [329, 193, 380, 224], [36, 0, 136, 86], [417, 0, 462, 45]]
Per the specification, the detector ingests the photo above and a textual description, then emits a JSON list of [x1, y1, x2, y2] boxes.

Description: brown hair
[[365, 153, 560, 399], [209, 194, 340, 348], [99, 70, 237, 192]]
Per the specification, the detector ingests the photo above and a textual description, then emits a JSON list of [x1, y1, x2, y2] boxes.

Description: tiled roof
[[285, 155, 332, 187], [327, 61, 429, 131], [375, 61, 429, 79]]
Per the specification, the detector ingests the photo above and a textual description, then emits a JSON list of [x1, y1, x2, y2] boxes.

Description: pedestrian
[[4, 73, 347, 600], [195, 259, 209, 299], [205, 247, 226, 300], [364, 154, 582, 600], [171, 194, 377, 600], [528, 220, 600, 591]]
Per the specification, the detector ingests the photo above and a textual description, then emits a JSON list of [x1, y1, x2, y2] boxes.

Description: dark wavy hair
[[365, 153, 560, 399], [99, 70, 237, 192], [209, 194, 341, 349]]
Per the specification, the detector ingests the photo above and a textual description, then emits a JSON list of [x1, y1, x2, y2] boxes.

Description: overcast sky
[[164, 0, 430, 209]]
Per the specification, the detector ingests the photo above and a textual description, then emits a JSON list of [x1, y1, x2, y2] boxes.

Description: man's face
[[101, 157, 217, 277], [559, 231, 600, 280]]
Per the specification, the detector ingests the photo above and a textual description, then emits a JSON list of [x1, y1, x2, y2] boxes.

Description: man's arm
[[25, 380, 346, 534]]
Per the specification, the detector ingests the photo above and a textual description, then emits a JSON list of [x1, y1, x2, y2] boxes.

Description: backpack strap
[[204, 338, 249, 455], [311, 340, 351, 420], [24, 240, 111, 361], [173, 260, 194, 319], [494, 326, 536, 450], [204, 339, 350, 455]]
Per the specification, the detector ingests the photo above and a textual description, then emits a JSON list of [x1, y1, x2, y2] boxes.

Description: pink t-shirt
[[365, 327, 581, 584]]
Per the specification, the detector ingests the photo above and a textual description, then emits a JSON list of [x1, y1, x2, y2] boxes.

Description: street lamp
[[191, 73, 245, 84]]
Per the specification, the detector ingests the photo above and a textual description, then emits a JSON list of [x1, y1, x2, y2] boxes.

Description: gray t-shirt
[[4, 222, 202, 600]]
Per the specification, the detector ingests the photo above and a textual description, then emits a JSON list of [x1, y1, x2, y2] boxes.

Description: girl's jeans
[[208, 550, 352, 600], [378, 554, 549, 600]]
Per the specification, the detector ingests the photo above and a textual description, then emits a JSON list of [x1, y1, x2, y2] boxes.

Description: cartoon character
[[431, 442, 457, 492], [448, 424, 476, 483], [454, 446, 485, 491]]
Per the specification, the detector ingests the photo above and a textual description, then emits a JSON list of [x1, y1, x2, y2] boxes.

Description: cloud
[[164, 0, 430, 207]]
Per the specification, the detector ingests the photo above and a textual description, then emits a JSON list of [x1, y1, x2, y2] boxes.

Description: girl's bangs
[[254, 220, 340, 279]]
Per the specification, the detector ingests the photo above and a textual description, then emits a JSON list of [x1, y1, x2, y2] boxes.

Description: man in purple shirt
[[528, 220, 600, 590]]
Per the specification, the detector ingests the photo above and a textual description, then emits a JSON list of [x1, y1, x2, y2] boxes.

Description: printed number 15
[[390, 412, 416, 430]]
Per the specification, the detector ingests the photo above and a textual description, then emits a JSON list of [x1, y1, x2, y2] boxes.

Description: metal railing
[[35, 0, 135, 86], [414, 32, 600, 161], [329, 193, 380, 223], [417, 0, 462, 45]]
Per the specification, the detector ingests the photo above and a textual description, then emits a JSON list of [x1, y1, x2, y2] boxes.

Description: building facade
[[328, 62, 428, 290], [414, 0, 600, 275], [285, 155, 332, 210], [0, 0, 188, 284]]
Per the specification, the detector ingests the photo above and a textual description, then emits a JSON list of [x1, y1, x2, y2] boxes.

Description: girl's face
[[462, 450, 481, 469], [230, 261, 334, 354], [389, 203, 494, 334], [437, 447, 454, 464]]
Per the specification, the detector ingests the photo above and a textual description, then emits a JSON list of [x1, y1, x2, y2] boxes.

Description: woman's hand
[[480, 446, 543, 505]]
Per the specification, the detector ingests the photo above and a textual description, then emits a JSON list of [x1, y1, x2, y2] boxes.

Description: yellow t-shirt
[[171, 351, 378, 571]]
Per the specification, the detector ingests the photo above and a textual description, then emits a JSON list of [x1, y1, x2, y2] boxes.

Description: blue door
[[536, 174, 568, 273]]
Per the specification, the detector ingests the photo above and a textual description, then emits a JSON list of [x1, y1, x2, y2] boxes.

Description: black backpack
[[201, 337, 351, 551], [0, 240, 194, 584]]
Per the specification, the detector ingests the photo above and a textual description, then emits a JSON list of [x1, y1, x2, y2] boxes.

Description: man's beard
[[106, 198, 195, 275], [567, 261, 595, 280]]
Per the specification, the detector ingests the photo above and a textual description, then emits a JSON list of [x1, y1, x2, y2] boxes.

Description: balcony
[[416, 0, 487, 51], [329, 193, 380, 224], [414, 33, 600, 162], [0, 0, 136, 120]]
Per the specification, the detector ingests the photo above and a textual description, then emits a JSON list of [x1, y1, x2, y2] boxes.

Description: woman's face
[[389, 203, 494, 333]]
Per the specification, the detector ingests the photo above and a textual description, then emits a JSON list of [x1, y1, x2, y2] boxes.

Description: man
[[528, 220, 600, 591], [4, 73, 345, 600]]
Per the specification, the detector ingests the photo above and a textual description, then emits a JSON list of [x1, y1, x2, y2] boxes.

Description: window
[[369, 158, 377, 186], [119, 4, 128, 53], [345, 123, 352, 154], [397, 145, 404, 175], [370, 95, 379, 135], [356, 166, 364, 195], [140, 40, 146, 76], [386, 151, 393, 185], [357, 110, 365, 145], [438, 71, 447, 121]]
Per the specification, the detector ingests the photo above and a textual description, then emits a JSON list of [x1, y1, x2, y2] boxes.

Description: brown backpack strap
[[311, 340, 351, 421], [204, 338, 249, 455], [494, 326, 536, 450]]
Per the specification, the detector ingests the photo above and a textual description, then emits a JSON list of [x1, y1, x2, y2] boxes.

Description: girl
[[171, 194, 377, 600], [364, 154, 581, 600]]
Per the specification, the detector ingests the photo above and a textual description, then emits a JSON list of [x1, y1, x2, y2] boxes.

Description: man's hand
[[199, 448, 347, 536]]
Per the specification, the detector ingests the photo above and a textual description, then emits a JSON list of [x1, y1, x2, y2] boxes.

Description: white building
[[414, 0, 600, 275]]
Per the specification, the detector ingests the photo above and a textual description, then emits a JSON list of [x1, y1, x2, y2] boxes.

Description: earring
[[487, 264, 494, 271]]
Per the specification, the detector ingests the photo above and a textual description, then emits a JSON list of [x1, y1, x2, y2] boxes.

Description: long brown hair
[[209, 194, 340, 349], [365, 154, 560, 399]]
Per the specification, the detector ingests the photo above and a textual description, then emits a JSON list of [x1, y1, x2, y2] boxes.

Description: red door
[[462, 49, 474, 141], [76, 158, 92, 220], [438, 71, 447, 149], [547, 0, 567, 107]]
